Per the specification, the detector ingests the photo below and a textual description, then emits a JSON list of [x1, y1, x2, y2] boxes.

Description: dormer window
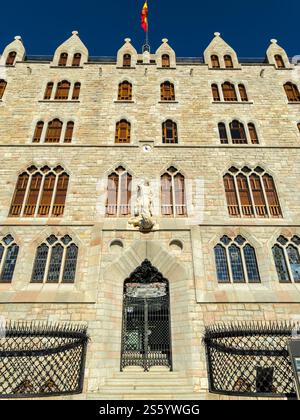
[[58, 53, 68, 67], [72, 53, 82, 67], [275, 55, 285, 69], [0, 80, 7, 99], [162, 54, 170, 68], [224, 55, 234, 69], [211, 55, 220, 68], [123, 54, 131, 68], [6, 51, 16, 66]]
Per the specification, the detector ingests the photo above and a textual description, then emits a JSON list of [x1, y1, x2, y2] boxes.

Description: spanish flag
[[141, 1, 148, 32]]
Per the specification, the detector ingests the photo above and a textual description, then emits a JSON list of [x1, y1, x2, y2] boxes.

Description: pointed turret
[[52, 31, 89, 66], [204, 32, 240, 69]]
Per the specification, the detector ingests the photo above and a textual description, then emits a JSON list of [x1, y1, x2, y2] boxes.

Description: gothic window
[[218, 123, 228, 144], [222, 82, 237, 101], [0, 80, 7, 99], [72, 82, 81, 100], [248, 123, 259, 144], [161, 82, 175, 101], [6, 51, 16, 66], [64, 121, 74, 143], [9, 165, 69, 218], [118, 81, 132, 101], [45, 119, 63, 143], [0, 235, 19, 283], [214, 236, 260, 283], [32, 121, 44, 143], [161, 167, 187, 217], [115, 120, 131, 143], [224, 55, 234, 68], [162, 120, 178, 144], [275, 55, 285, 69], [273, 236, 300, 283], [72, 53, 82, 67], [211, 55, 220, 68], [58, 52, 68, 67], [230, 120, 247, 144], [44, 82, 53, 100], [123, 54, 131, 68], [212, 84, 220, 101], [238, 84, 248, 102], [284, 82, 300, 102], [223, 166, 282, 218], [55, 80, 71, 100], [31, 235, 78, 284], [162, 54, 170, 68], [106, 166, 132, 217]]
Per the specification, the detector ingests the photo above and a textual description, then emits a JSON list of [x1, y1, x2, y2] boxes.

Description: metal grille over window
[[31, 235, 78, 284], [204, 323, 297, 398], [273, 236, 300, 283], [0, 235, 19, 283], [0, 322, 88, 398]]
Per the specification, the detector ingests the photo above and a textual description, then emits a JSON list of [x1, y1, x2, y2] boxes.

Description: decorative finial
[[14, 36, 22, 41], [271, 39, 278, 44], [72, 31, 79, 36], [214, 32, 221, 37], [162, 38, 168, 44], [125, 38, 131, 43]]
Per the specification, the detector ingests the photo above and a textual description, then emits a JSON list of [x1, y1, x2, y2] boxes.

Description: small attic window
[[6, 51, 17, 66], [162, 54, 170, 68], [224, 55, 234, 69], [58, 53, 68, 67], [123, 54, 131, 68], [72, 53, 82, 67], [275, 55, 285, 69], [211, 55, 220, 68]]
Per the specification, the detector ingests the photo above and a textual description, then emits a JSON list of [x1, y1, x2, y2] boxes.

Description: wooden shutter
[[275, 55, 285, 69], [223, 82, 237, 101], [52, 173, 69, 217], [162, 55, 170, 68], [123, 54, 131, 67], [0, 80, 7, 99], [284, 83, 300, 102], [211, 55, 220, 68], [174, 173, 186, 216], [106, 173, 119, 216], [161, 82, 175, 101], [118, 82, 132, 100], [44, 82, 53, 100], [33, 121, 44, 143], [298, 123, 300, 133], [224, 174, 240, 216], [72, 53, 81, 67], [163, 120, 177, 143], [120, 173, 132, 216], [38, 173, 55, 217], [224, 55, 234, 68], [238, 84, 248, 101], [161, 173, 173, 216], [45, 119, 63, 143], [218, 123, 228, 144], [115, 120, 130, 143], [72, 83, 81, 100], [6, 51, 16, 66], [58, 53, 68, 66], [230, 121, 247, 144], [55, 81, 70, 100], [237, 174, 254, 217], [249, 174, 267, 217], [262, 174, 282, 217], [9, 173, 29, 216], [248, 123, 259, 144], [64, 122, 74, 143], [212, 84, 220, 101], [24, 173, 42, 216]]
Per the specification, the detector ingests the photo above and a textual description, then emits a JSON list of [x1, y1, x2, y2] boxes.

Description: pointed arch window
[[273, 236, 300, 283], [123, 54, 131, 68], [55, 80, 71, 100], [115, 120, 131, 143], [222, 82, 237, 101], [224, 55, 234, 69], [58, 53, 68, 67], [162, 54, 170, 68], [64, 121, 74, 143], [162, 120, 178, 143], [275, 55, 285, 69], [214, 236, 260, 283], [9, 165, 69, 218], [45, 119, 63, 143], [161, 81, 175, 101], [0, 80, 7, 99], [238, 84, 248, 102], [0, 235, 19, 283], [218, 123, 228, 144], [284, 82, 300, 102], [106, 166, 132, 217], [248, 123, 259, 144], [31, 235, 78, 284], [72, 53, 82, 67], [161, 167, 187, 217], [44, 82, 53, 100], [223, 166, 282, 218], [212, 84, 220, 101], [230, 120, 247, 144], [6, 51, 16, 66], [211, 55, 220, 68], [32, 121, 44, 143], [118, 81, 132, 101], [72, 82, 81, 100]]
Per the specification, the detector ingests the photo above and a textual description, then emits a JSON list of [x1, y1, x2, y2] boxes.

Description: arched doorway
[[121, 260, 172, 372]]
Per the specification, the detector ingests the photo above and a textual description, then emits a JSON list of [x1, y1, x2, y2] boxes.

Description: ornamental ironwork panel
[[0, 322, 88, 398], [204, 323, 297, 398], [121, 259, 172, 372]]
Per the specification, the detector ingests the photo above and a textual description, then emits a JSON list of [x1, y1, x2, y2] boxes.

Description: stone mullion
[[34, 174, 45, 218], [49, 174, 59, 217], [59, 245, 67, 284]]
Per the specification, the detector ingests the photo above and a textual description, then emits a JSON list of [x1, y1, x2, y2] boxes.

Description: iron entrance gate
[[121, 260, 172, 372]]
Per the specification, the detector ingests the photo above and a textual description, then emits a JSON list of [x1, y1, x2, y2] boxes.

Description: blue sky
[[0, 0, 299, 58]]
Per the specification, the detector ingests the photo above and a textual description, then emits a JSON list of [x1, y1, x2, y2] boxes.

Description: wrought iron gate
[[121, 260, 172, 372]]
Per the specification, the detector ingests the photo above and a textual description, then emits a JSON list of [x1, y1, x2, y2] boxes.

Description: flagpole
[[142, 0, 150, 53]]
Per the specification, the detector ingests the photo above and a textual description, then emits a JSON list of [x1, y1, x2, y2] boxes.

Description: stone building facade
[[0, 31, 300, 399]]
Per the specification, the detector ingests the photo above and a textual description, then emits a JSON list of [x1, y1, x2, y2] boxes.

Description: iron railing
[[0, 322, 88, 398], [204, 322, 297, 398]]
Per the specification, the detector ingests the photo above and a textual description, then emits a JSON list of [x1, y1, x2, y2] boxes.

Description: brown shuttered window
[[52, 173, 69, 217], [6, 51, 16, 66], [161, 82, 175, 101], [275, 55, 285, 69], [118, 81, 132, 100], [72, 83, 81, 100], [38, 173, 55, 217], [162, 120, 178, 144], [161, 173, 173, 216], [263, 174, 282, 217], [218, 123, 228, 144], [0, 80, 7, 99], [250, 174, 267, 217], [72, 53, 81, 67], [9, 173, 29, 216], [115, 120, 131, 143], [123, 54, 131, 68], [211, 55, 220, 68], [44, 82, 53, 100], [55, 81, 71, 100], [162, 54, 170, 68], [248, 123, 259, 144], [106, 173, 119, 216], [64, 122, 74, 143], [58, 53, 68, 66], [24, 174, 42, 216], [224, 55, 234, 68], [212, 84, 220, 101], [284, 82, 300, 102], [222, 82, 237, 101], [33, 121, 44, 143], [45, 119, 63, 143], [298, 123, 300, 133], [174, 173, 186, 216], [238, 84, 248, 102], [120, 173, 132, 216], [237, 174, 254, 217], [230, 120, 247, 144], [224, 174, 240, 217]]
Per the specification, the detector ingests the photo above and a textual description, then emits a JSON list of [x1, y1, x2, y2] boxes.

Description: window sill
[[156, 67, 177, 70], [38, 100, 80, 103], [50, 66, 84, 69], [288, 102, 300, 104], [158, 101, 179, 104], [212, 101, 254, 104], [208, 67, 242, 71], [114, 100, 135, 103], [116, 67, 136, 70]]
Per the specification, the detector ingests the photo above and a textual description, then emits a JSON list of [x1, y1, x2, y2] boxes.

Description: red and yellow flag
[[141, 1, 148, 32]]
